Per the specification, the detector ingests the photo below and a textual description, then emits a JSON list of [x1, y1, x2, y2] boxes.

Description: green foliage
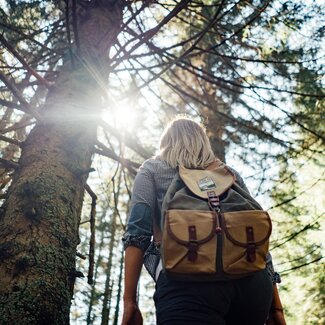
[[270, 153, 324, 324], [0, 0, 324, 324]]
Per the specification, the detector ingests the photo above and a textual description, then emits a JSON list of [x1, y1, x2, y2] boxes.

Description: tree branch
[[0, 135, 22, 147], [280, 256, 324, 275], [99, 120, 151, 159], [0, 120, 35, 135], [94, 141, 140, 176], [110, 0, 191, 66], [0, 72, 43, 121], [0, 157, 19, 170], [0, 98, 26, 113], [0, 34, 52, 88]]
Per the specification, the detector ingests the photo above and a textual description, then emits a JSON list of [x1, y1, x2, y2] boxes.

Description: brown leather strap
[[246, 226, 256, 262], [207, 191, 220, 209], [187, 225, 198, 262]]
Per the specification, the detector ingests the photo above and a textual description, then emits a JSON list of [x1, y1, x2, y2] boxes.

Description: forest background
[[0, 0, 324, 324]]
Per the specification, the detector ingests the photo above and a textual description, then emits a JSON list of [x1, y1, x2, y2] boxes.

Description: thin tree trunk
[[0, 2, 123, 324], [101, 169, 122, 325], [86, 205, 109, 325], [113, 247, 125, 325]]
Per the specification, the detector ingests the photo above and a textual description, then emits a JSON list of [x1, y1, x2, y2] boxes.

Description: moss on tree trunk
[[0, 97, 95, 324], [0, 2, 123, 324]]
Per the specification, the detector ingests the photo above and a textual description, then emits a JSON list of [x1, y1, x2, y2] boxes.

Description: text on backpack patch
[[198, 177, 216, 191]]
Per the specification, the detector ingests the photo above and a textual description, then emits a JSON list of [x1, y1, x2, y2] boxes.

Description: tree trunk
[[101, 169, 122, 325], [86, 211, 106, 325], [0, 2, 123, 324], [113, 249, 124, 325]]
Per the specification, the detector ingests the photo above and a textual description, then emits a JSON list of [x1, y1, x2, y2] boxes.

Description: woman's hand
[[266, 309, 286, 325], [122, 299, 143, 325]]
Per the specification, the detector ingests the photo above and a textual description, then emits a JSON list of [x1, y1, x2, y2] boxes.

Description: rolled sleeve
[[266, 252, 281, 284], [122, 233, 151, 252]]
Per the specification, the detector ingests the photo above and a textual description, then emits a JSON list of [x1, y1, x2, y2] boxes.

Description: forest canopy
[[0, 0, 324, 324]]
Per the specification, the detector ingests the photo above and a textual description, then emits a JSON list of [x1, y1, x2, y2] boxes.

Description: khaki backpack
[[158, 161, 272, 281]]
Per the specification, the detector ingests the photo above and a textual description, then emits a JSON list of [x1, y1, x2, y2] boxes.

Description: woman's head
[[158, 116, 215, 169]]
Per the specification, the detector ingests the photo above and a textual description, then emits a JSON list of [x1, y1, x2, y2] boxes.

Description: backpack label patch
[[198, 177, 216, 191]]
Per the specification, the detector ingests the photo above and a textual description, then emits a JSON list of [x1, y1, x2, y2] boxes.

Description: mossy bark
[[0, 2, 123, 324]]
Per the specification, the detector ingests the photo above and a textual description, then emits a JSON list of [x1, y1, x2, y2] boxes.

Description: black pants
[[154, 270, 273, 325]]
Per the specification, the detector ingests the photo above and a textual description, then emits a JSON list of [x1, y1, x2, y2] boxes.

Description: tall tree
[[0, 0, 323, 323], [0, 1, 124, 323]]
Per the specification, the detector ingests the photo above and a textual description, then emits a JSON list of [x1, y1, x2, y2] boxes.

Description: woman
[[122, 117, 286, 325]]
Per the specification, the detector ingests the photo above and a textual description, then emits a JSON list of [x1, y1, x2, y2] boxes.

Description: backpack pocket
[[221, 210, 272, 275], [162, 210, 217, 274]]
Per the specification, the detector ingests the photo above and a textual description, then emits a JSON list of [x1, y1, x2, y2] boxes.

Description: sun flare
[[101, 104, 137, 130]]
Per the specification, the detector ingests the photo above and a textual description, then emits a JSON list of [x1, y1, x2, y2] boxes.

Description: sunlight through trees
[[0, 1, 324, 324]]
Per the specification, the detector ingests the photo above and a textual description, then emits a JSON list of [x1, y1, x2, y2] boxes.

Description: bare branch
[[0, 98, 26, 113], [99, 120, 152, 159], [271, 213, 324, 249], [110, 0, 192, 66], [0, 157, 19, 170], [0, 135, 22, 147], [94, 141, 140, 175], [0, 120, 35, 135], [280, 256, 324, 276], [0, 72, 42, 121], [0, 34, 52, 88]]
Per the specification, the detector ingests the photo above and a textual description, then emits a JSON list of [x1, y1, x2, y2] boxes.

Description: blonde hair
[[158, 117, 216, 169]]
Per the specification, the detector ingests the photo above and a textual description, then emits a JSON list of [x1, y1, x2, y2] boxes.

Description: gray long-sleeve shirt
[[123, 157, 280, 283]]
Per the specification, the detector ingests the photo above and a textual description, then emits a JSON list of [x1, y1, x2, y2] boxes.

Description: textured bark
[[113, 250, 124, 325], [101, 171, 121, 325], [0, 2, 123, 324], [199, 84, 227, 162]]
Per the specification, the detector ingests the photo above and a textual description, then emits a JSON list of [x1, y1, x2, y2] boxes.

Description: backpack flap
[[221, 210, 272, 275], [179, 164, 235, 199], [162, 210, 217, 275]]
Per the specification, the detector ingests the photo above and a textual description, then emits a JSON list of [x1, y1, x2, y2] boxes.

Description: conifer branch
[[280, 256, 324, 275], [110, 0, 191, 65], [0, 34, 52, 88], [0, 121, 35, 135], [0, 158, 19, 170], [0, 72, 42, 121], [268, 175, 325, 210], [0, 99, 26, 113], [0, 135, 22, 147], [94, 141, 140, 175], [271, 213, 324, 249], [99, 120, 151, 159]]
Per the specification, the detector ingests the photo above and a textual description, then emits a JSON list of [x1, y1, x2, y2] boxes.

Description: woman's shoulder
[[141, 157, 174, 171], [139, 157, 177, 181], [226, 165, 250, 193]]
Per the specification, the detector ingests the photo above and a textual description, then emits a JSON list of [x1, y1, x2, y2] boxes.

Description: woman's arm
[[122, 246, 144, 325], [122, 161, 157, 324], [266, 284, 286, 325]]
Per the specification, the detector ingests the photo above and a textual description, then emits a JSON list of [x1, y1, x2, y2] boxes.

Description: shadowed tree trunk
[[0, 2, 123, 324], [101, 169, 122, 325]]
